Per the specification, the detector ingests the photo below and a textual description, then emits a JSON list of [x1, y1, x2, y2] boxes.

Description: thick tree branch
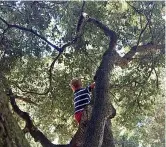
[[88, 17, 117, 42], [114, 16, 149, 68], [115, 3, 164, 67], [114, 44, 164, 68], [7, 89, 69, 147], [76, 1, 86, 34]]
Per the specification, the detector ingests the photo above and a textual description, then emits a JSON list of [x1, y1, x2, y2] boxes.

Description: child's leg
[[74, 111, 83, 124], [72, 112, 83, 147]]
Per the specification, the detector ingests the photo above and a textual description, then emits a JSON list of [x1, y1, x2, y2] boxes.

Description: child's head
[[70, 78, 82, 91]]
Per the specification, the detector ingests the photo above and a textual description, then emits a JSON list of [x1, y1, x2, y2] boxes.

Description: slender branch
[[139, 15, 143, 29], [114, 43, 164, 68], [13, 52, 62, 95], [48, 52, 62, 89], [0, 17, 61, 52], [137, 22, 149, 46], [136, 89, 143, 110], [15, 95, 38, 106], [127, 1, 155, 43], [153, 67, 159, 88], [127, 2, 143, 15]]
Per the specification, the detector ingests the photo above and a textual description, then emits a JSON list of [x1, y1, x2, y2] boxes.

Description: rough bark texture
[[102, 120, 115, 147], [0, 80, 30, 147], [83, 18, 117, 147], [70, 105, 115, 147], [69, 105, 92, 147]]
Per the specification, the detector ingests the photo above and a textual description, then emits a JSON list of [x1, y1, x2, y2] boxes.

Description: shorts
[[74, 111, 83, 124]]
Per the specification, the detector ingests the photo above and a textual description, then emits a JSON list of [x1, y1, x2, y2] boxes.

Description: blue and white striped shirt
[[74, 86, 91, 114]]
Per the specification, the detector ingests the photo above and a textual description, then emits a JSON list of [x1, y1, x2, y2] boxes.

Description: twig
[[136, 89, 143, 110], [126, 2, 143, 15], [13, 52, 62, 95], [153, 67, 159, 89], [136, 21, 149, 48]]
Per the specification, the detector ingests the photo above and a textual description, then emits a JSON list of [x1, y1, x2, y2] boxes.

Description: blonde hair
[[70, 78, 82, 89]]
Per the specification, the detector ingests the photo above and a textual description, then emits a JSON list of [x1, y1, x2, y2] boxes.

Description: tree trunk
[[102, 120, 115, 147], [0, 84, 30, 147], [83, 17, 117, 147], [70, 105, 115, 147]]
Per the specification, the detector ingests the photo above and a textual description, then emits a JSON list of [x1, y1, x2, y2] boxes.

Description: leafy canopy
[[0, 1, 165, 146]]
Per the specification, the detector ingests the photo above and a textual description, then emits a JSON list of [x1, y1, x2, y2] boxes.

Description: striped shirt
[[74, 86, 92, 114]]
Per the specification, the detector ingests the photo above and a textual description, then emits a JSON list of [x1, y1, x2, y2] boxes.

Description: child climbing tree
[[0, 1, 165, 147]]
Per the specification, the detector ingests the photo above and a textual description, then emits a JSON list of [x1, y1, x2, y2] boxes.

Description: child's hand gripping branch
[[70, 78, 95, 124]]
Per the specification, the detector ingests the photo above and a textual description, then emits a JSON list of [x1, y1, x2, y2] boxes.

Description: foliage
[[0, 1, 165, 146]]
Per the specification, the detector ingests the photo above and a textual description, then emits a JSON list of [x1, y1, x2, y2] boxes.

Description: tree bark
[[0, 84, 31, 147], [83, 17, 117, 147], [102, 120, 115, 147]]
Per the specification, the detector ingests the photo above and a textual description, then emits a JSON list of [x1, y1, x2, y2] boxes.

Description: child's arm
[[87, 82, 95, 92], [90, 82, 95, 89]]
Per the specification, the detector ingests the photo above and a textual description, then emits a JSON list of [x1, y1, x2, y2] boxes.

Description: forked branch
[[1, 1, 87, 95]]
